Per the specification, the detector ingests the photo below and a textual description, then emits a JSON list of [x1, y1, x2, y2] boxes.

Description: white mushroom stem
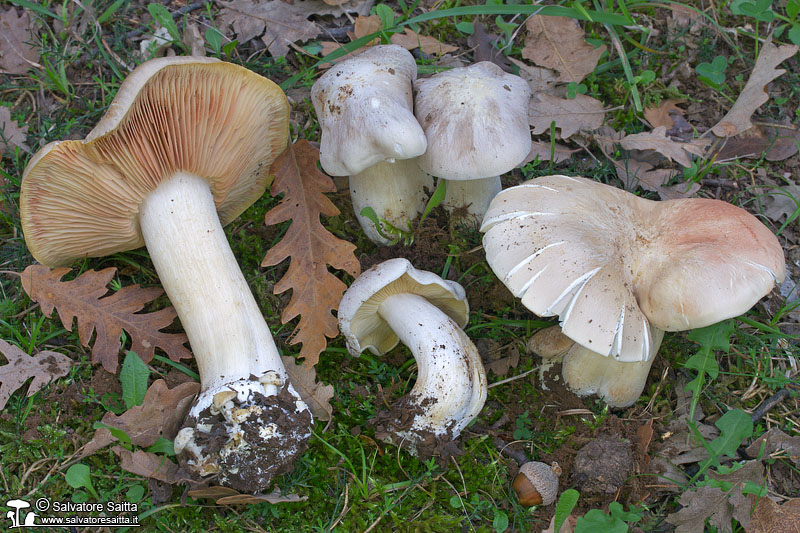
[[444, 176, 502, 221], [350, 159, 433, 245], [139, 172, 311, 490], [377, 292, 487, 441], [561, 329, 665, 408]]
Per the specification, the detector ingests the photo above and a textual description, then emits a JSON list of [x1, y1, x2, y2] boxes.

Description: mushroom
[[338, 258, 487, 456], [482, 175, 785, 406], [413, 62, 531, 220], [513, 461, 561, 506], [312, 45, 431, 245], [20, 57, 312, 491]]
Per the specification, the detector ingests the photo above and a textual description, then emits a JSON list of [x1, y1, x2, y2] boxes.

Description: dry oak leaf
[[188, 485, 307, 505], [529, 93, 605, 139], [262, 140, 361, 366], [508, 57, 557, 94], [19, 265, 191, 373], [468, 22, 512, 71], [113, 447, 189, 485], [745, 427, 800, 465], [391, 28, 458, 56], [521, 140, 579, 165], [619, 126, 710, 168], [711, 36, 798, 138], [0, 8, 40, 74], [0, 339, 72, 410], [667, 461, 765, 533], [218, 0, 318, 58], [644, 99, 687, 130], [747, 498, 800, 533], [283, 355, 333, 421], [0, 106, 29, 154], [613, 157, 699, 200], [83, 379, 200, 457], [714, 123, 800, 162], [523, 15, 606, 83]]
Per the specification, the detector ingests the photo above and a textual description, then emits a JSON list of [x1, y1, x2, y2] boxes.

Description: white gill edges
[[502, 241, 567, 298], [480, 210, 555, 232], [544, 267, 602, 318]]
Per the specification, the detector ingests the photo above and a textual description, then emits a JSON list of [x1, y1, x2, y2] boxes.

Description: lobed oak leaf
[[714, 123, 800, 162], [745, 427, 800, 465], [711, 36, 798, 138], [522, 15, 605, 83], [84, 379, 199, 456], [0, 339, 72, 410], [0, 7, 40, 75], [613, 157, 699, 200], [283, 355, 333, 421], [529, 93, 605, 140], [522, 140, 579, 165], [644, 99, 687, 130], [188, 485, 307, 504], [19, 265, 191, 373], [390, 28, 458, 56], [468, 22, 512, 71], [262, 140, 361, 367], [620, 126, 710, 168], [748, 498, 800, 533]]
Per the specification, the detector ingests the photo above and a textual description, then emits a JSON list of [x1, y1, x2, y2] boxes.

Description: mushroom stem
[[140, 172, 311, 490], [561, 329, 665, 408], [444, 176, 502, 220], [349, 159, 433, 245], [376, 292, 487, 447]]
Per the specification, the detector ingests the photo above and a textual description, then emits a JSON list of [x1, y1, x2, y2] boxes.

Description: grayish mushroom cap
[[338, 257, 469, 355], [414, 61, 532, 180], [481, 175, 785, 362], [311, 45, 427, 176]]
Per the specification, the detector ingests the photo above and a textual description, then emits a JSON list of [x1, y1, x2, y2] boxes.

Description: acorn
[[512, 461, 561, 506]]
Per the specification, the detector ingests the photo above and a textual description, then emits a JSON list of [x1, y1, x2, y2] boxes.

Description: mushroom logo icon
[[5, 499, 31, 528]]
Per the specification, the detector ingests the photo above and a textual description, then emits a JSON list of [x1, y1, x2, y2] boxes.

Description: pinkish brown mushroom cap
[[481, 175, 785, 362], [21, 57, 289, 267]]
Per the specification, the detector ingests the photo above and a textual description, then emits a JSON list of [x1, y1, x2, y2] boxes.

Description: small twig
[[493, 436, 528, 465], [488, 367, 536, 389], [751, 388, 793, 423], [327, 481, 350, 532]]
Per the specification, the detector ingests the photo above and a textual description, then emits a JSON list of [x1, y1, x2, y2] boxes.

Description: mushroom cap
[[311, 45, 427, 176], [338, 257, 469, 356], [413, 61, 531, 180], [21, 57, 289, 267], [481, 175, 785, 362]]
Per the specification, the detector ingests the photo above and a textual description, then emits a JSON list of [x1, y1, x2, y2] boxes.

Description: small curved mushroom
[[312, 45, 431, 245], [513, 461, 561, 506], [482, 175, 785, 405], [21, 57, 312, 491], [414, 62, 531, 220], [338, 258, 487, 456]]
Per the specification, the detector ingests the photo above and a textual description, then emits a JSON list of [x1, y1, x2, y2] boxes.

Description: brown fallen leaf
[[508, 57, 557, 95], [666, 461, 764, 533], [262, 140, 361, 366], [714, 123, 800, 162], [612, 157, 698, 200], [522, 15, 606, 83], [84, 379, 199, 456], [0, 106, 29, 154], [467, 22, 512, 71], [282, 355, 334, 421], [529, 93, 605, 139], [0, 7, 40, 74], [644, 99, 687, 130], [188, 485, 307, 505], [745, 427, 800, 465], [521, 140, 580, 165], [619, 126, 710, 168], [0, 339, 72, 410], [113, 447, 189, 484], [542, 514, 576, 533], [391, 28, 458, 56], [753, 176, 800, 222], [747, 498, 800, 533], [19, 265, 191, 373], [711, 36, 798, 138]]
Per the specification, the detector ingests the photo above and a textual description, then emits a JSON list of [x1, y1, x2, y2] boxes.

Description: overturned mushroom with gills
[[20, 57, 312, 491], [312, 45, 431, 245], [338, 258, 487, 456], [482, 175, 785, 407]]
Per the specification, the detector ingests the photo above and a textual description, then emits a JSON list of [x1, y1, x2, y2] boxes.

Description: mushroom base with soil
[[139, 173, 312, 491]]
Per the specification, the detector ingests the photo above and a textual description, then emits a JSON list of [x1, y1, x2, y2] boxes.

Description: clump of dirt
[[571, 433, 634, 495], [179, 385, 312, 492]]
